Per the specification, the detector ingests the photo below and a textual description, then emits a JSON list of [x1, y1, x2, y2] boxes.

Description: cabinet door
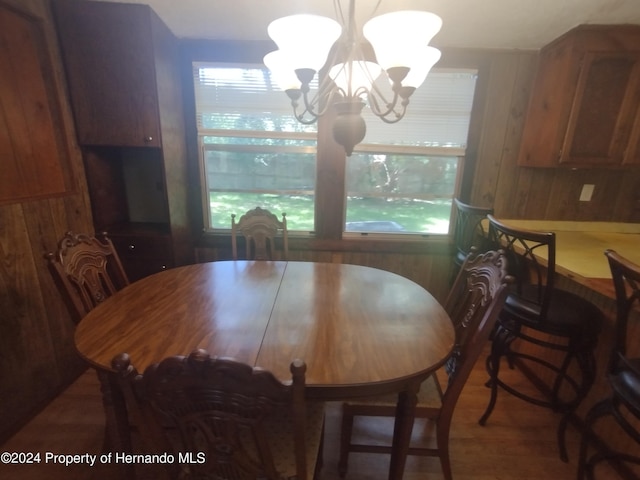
[[53, 0, 161, 147], [559, 52, 640, 167]]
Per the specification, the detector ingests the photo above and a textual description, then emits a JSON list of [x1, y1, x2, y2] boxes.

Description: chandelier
[[263, 0, 442, 156]]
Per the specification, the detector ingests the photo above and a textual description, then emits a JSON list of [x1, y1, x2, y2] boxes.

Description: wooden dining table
[[75, 260, 455, 480]]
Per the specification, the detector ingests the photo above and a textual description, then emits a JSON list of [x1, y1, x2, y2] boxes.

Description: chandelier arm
[[377, 106, 408, 124], [300, 83, 341, 120], [292, 108, 319, 125], [368, 87, 402, 119]]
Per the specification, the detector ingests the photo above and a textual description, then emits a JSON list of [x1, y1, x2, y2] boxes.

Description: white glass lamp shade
[[267, 14, 342, 72], [401, 46, 442, 88], [363, 11, 442, 71], [263, 50, 302, 91], [329, 61, 382, 95]]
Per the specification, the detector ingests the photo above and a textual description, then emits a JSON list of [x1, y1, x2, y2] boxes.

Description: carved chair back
[[231, 207, 288, 260], [441, 249, 512, 407], [112, 350, 312, 480], [45, 231, 129, 322]]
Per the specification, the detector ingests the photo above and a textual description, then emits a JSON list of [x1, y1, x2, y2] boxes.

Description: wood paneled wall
[[469, 51, 640, 222], [0, 0, 93, 442]]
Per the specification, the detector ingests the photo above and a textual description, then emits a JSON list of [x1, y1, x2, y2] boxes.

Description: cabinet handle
[[128, 244, 135, 250], [144, 136, 153, 143], [161, 265, 167, 270]]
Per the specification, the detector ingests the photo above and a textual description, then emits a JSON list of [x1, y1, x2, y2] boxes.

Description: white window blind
[[193, 62, 476, 146], [361, 69, 477, 147], [193, 62, 316, 134]]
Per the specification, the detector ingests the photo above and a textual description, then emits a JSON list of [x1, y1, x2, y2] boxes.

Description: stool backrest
[[605, 249, 640, 376], [487, 215, 556, 320]]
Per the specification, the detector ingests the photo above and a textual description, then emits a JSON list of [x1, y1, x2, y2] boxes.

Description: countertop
[[497, 220, 640, 298]]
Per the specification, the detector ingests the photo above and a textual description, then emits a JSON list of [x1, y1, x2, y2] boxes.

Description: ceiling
[[100, 0, 640, 50]]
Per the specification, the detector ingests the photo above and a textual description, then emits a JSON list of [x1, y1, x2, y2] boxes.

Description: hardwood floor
[[0, 348, 623, 480]]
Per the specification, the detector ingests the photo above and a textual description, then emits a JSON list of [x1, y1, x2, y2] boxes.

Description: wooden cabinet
[[518, 25, 640, 168], [53, 0, 163, 147], [53, 0, 193, 280]]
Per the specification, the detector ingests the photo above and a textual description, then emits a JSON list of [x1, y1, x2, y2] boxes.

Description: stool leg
[[561, 345, 598, 462], [479, 324, 510, 425], [577, 398, 610, 480]]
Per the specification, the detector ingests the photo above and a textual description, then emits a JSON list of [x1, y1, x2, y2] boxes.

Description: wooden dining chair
[[112, 349, 325, 480], [479, 216, 604, 462], [231, 207, 288, 260], [44, 230, 129, 323], [577, 250, 640, 479], [451, 198, 493, 282], [338, 249, 512, 480]]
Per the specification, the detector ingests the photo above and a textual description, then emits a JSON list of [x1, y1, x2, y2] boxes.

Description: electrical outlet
[[579, 184, 595, 202]]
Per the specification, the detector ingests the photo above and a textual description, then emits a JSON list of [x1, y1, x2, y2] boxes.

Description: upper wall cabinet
[[53, 0, 166, 147], [518, 26, 640, 168]]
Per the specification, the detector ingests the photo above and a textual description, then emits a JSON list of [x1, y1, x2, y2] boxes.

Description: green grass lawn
[[210, 193, 453, 234]]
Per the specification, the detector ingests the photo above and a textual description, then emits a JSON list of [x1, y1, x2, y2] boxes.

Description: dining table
[[75, 260, 455, 480]]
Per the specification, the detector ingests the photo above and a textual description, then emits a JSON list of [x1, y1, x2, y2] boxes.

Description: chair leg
[[436, 422, 453, 480], [338, 404, 355, 478], [479, 332, 505, 426]]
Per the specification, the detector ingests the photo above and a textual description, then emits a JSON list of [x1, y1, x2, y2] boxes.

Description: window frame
[[181, 41, 485, 251]]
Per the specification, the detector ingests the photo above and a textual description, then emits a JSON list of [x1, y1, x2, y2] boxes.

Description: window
[[193, 62, 476, 236]]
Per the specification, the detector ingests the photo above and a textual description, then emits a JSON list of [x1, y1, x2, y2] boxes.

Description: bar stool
[[577, 250, 640, 479], [479, 216, 604, 461], [451, 198, 493, 281]]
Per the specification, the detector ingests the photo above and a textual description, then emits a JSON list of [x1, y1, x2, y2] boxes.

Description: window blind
[[193, 62, 476, 146]]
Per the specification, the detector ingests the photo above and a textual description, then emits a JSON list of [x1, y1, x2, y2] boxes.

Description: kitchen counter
[[496, 220, 640, 299]]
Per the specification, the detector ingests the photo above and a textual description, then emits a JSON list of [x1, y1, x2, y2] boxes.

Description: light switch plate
[[580, 184, 595, 202]]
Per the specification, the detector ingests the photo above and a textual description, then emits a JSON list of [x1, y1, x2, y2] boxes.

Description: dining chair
[[479, 215, 604, 461], [577, 249, 640, 479], [112, 349, 325, 480], [44, 230, 129, 323], [231, 206, 288, 260], [338, 249, 512, 480], [451, 198, 493, 281]]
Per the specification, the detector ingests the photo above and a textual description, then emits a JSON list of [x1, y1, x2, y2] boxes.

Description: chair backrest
[[452, 198, 493, 268], [441, 249, 512, 411], [487, 215, 556, 320], [44, 231, 129, 322], [605, 249, 640, 377], [112, 350, 310, 480], [231, 207, 288, 260]]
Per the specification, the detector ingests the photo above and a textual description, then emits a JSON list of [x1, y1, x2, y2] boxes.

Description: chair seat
[[262, 400, 326, 479], [504, 285, 602, 338], [610, 360, 640, 416]]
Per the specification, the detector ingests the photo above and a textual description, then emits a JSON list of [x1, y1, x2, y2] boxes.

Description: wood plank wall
[[470, 52, 640, 221], [0, 0, 93, 442]]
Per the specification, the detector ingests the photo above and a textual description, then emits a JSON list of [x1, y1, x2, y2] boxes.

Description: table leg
[[388, 381, 420, 480], [96, 369, 135, 479]]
